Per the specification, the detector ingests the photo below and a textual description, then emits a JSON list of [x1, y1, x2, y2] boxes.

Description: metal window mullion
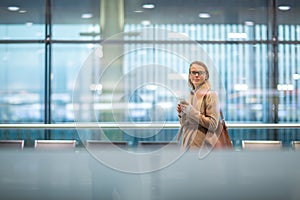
[[267, 0, 279, 125], [44, 0, 52, 139]]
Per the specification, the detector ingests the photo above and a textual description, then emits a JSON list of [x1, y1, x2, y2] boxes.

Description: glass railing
[[0, 123, 300, 150]]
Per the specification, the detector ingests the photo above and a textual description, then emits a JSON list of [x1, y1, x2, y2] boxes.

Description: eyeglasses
[[190, 70, 206, 76]]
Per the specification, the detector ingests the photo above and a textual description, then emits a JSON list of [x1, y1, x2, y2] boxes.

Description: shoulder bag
[[214, 109, 233, 150]]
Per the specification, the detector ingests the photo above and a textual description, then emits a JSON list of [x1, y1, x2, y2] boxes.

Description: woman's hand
[[181, 102, 192, 114]]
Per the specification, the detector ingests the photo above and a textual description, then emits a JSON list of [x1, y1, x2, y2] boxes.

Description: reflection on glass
[[0, 1, 44, 39], [0, 0, 300, 145], [0, 44, 44, 122], [52, 0, 100, 40]]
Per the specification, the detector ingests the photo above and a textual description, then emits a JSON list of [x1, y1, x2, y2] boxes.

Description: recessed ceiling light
[[81, 13, 93, 19], [19, 10, 27, 13], [133, 10, 143, 13], [278, 5, 291, 11], [142, 4, 155, 9], [8, 6, 20, 11], [198, 13, 211, 19]]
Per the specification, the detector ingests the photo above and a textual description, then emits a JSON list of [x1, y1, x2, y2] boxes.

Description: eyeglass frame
[[190, 70, 206, 76]]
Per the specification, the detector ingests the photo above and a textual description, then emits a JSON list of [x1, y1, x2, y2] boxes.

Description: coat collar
[[193, 81, 210, 100]]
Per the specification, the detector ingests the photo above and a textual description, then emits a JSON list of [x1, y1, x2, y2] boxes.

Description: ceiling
[[0, 0, 299, 25]]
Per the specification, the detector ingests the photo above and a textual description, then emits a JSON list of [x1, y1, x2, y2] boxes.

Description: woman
[[177, 61, 220, 150]]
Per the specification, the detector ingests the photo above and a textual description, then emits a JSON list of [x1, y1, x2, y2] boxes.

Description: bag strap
[[220, 109, 225, 121], [203, 90, 224, 121]]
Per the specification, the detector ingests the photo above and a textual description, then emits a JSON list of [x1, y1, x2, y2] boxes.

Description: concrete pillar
[[99, 0, 125, 93], [100, 0, 124, 39]]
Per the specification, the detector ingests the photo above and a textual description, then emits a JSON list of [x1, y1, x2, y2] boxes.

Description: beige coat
[[177, 82, 220, 150]]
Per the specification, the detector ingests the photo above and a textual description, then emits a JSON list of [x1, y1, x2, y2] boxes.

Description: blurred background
[[0, 0, 300, 148]]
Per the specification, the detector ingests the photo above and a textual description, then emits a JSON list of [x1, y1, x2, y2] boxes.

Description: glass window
[[278, 44, 300, 122], [0, 1, 45, 39], [52, 0, 100, 40], [0, 44, 45, 122], [277, 1, 300, 122], [0, 0, 300, 146], [125, 0, 268, 41], [52, 44, 95, 122], [277, 0, 300, 29], [278, 6, 300, 42]]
